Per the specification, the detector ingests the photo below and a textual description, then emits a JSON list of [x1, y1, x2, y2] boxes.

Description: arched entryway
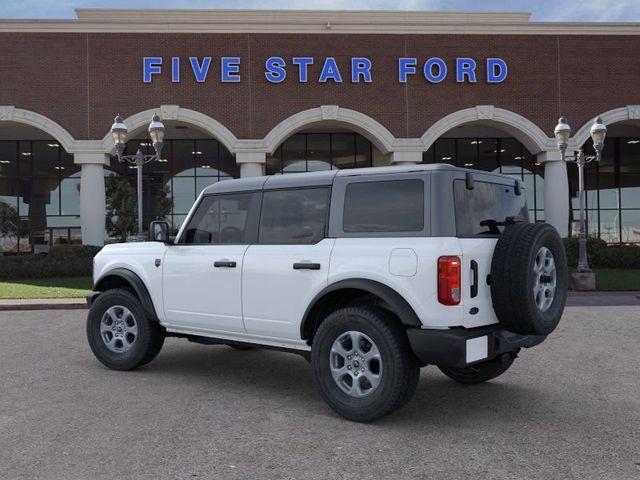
[[0, 111, 80, 253], [262, 106, 394, 174], [571, 113, 640, 244]]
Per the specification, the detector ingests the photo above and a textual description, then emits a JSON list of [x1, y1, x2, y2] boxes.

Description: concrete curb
[[0, 298, 88, 311]]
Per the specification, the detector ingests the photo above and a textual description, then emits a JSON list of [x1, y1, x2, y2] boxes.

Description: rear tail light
[[438, 256, 461, 306]]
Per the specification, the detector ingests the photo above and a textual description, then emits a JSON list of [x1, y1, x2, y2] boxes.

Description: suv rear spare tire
[[490, 223, 568, 335]]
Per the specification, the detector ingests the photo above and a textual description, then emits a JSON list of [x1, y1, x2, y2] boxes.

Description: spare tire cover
[[490, 223, 568, 335]]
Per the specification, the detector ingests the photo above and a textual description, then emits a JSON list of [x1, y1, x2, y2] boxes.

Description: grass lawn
[[0, 277, 92, 299], [592, 269, 640, 291]]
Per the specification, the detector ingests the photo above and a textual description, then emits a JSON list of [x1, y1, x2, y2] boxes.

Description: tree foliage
[[105, 174, 174, 242], [105, 175, 137, 242], [0, 201, 20, 240]]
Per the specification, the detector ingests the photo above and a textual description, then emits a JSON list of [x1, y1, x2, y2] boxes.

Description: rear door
[[162, 192, 260, 334], [242, 187, 333, 340], [453, 178, 529, 327]]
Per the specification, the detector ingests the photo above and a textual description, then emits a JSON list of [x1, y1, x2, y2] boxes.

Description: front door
[[242, 187, 333, 340], [162, 191, 261, 334]]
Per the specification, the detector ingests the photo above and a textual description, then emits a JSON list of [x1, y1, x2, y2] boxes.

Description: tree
[[105, 176, 137, 242], [0, 201, 20, 250], [151, 180, 173, 226], [105, 175, 174, 242]]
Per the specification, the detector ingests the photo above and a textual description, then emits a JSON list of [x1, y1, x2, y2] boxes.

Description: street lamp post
[[554, 116, 607, 273], [110, 114, 166, 237]]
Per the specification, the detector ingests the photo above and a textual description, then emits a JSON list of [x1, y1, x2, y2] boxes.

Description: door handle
[[293, 262, 321, 270], [214, 260, 236, 268], [470, 260, 479, 298]]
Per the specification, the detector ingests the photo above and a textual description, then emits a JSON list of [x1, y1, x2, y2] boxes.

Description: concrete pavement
[[0, 307, 639, 480]]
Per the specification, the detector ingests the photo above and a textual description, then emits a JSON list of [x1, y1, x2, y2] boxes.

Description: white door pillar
[[390, 151, 422, 165], [75, 152, 109, 246], [537, 151, 569, 237], [237, 151, 266, 178]]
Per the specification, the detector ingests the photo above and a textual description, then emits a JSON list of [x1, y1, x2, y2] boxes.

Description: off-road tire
[[438, 352, 517, 384], [87, 288, 165, 371], [312, 306, 420, 423], [490, 223, 568, 335]]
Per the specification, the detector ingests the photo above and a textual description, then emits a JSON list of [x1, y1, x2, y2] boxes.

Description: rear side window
[[259, 188, 330, 244], [343, 179, 424, 233], [454, 180, 529, 236], [181, 192, 259, 244]]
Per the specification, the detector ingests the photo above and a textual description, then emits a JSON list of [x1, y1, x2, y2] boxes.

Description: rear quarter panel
[[328, 237, 465, 329]]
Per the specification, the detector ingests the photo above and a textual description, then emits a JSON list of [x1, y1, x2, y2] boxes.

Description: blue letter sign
[[143, 56, 508, 84], [292, 57, 314, 82], [189, 57, 211, 83], [351, 58, 372, 83], [221, 57, 241, 82], [319, 57, 343, 83], [143, 57, 162, 83], [265, 56, 287, 83], [398, 58, 417, 83], [487, 58, 508, 83], [424, 58, 447, 83]]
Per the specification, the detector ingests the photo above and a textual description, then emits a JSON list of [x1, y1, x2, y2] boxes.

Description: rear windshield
[[454, 179, 529, 236]]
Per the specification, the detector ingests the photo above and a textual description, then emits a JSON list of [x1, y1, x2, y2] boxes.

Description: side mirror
[[150, 220, 170, 243]]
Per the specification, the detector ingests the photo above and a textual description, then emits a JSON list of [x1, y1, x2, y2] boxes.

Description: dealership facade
[[1, 9, 640, 251]]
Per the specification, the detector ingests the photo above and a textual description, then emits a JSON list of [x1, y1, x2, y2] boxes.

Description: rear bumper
[[406, 324, 546, 368]]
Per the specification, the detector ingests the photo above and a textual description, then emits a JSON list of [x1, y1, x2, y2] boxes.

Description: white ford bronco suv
[[87, 164, 568, 422]]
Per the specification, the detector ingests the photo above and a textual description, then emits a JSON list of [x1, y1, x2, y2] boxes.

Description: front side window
[[343, 179, 424, 233], [454, 180, 529, 236], [181, 192, 258, 244], [259, 188, 330, 244]]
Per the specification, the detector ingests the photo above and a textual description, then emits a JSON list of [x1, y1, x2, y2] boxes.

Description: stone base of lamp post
[[571, 271, 596, 291]]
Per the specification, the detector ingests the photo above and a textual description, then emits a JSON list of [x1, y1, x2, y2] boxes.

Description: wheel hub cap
[[100, 305, 138, 353], [533, 246, 557, 312], [330, 331, 382, 398]]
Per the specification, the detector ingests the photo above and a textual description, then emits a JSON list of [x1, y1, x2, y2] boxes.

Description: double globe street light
[[110, 114, 166, 237], [554, 116, 607, 277]]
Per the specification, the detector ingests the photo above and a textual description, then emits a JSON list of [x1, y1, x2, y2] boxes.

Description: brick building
[[0, 9, 639, 250]]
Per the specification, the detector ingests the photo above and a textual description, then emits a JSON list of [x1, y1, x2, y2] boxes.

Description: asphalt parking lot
[[1, 307, 639, 480]]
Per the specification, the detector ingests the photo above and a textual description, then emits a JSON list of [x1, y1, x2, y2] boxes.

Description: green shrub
[[47, 245, 102, 258], [0, 245, 101, 280], [562, 236, 608, 268], [593, 245, 640, 269]]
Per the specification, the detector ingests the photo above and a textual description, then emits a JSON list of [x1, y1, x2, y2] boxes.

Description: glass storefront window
[[266, 132, 374, 174], [282, 134, 307, 173], [456, 138, 478, 168], [621, 210, 640, 243]]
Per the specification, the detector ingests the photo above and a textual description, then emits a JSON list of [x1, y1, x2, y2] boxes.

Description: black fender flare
[[93, 268, 159, 322], [300, 278, 422, 339]]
